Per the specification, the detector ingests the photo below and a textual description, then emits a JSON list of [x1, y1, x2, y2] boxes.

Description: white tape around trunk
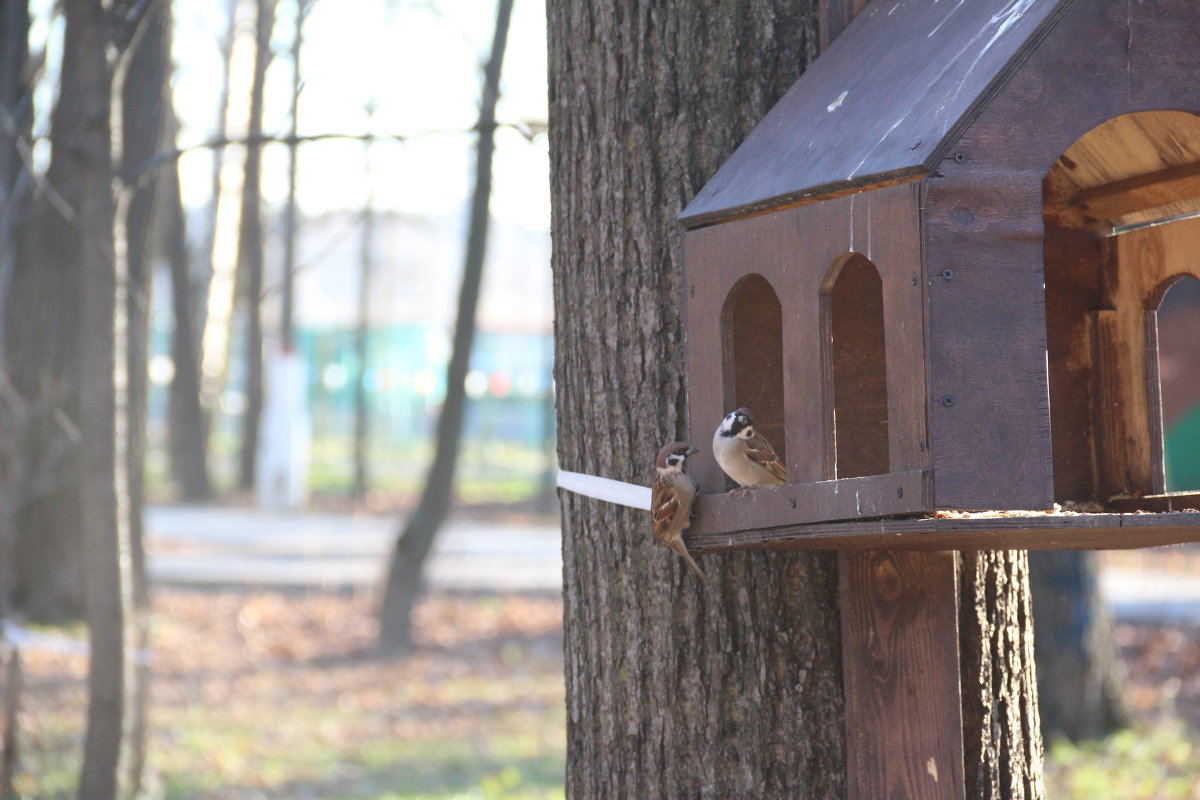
[[556, 469, 652, 511]]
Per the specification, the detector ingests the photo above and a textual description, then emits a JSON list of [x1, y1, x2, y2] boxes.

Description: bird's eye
[[737, 415, 747, 424]]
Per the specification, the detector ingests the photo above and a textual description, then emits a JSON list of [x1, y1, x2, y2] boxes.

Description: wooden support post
[[840, 551, 966, 800]]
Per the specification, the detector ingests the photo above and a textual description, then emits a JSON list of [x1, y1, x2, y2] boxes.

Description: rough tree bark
[[548, 2, 1046, 798], [376, 0, 514, 655]]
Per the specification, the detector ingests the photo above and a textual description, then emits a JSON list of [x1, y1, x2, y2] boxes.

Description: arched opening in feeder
[[1151, 275, 1200, 492], [1044, 110, 1200, 508], [720, 273, 786, 467], [821, 253, 889, 479]]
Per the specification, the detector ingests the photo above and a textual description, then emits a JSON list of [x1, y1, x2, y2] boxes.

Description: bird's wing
[[650, 480, 680, 541], [746, 433, 787, 483]]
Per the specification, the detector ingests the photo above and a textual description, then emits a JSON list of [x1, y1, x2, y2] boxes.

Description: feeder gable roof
[[680, 0, 1074, 228]]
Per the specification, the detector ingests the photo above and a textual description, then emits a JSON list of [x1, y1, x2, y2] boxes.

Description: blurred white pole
[[256, 351, 310, 508], [257, 0, 311, 510]]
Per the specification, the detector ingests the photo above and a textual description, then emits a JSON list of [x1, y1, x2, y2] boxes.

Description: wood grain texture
[[686, 182, 929, 525], [818, 0, 871, 51], [826, 255, 889, 478], [927, 0, 1200, 512], [689, 469, 931, 535], [680, 0, 1073, 226], [686, 511, 1200, 553], [1075, 159, 1200, 222], [924, 163, 1055, 511], [722, 275, 787, 463], [548, 3, 850, 797], [1044, 198, 1200, 505], [1060, 112, 1200, 228], [1109, 492, 1200, 513], [840, 551, 966, 800]]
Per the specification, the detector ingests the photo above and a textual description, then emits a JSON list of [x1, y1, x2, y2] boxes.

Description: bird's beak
[[686, 447, 699, 456]]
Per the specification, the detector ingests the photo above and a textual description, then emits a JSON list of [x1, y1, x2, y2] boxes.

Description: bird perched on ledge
[[713, 407, 787, 490], [651, 441, 707, 581]]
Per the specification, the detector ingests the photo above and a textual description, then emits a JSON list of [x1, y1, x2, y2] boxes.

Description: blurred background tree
[[4, 0, 1200, 795], [0, 0, 554, 793]]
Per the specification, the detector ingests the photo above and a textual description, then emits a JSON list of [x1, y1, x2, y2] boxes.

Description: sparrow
[[713, 407, 787, 489], [651, 441, 707, 581]]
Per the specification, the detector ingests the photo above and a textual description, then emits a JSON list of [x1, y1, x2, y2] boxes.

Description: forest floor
[[10, 551, 1200, 799], [14, 589, 566, 799]]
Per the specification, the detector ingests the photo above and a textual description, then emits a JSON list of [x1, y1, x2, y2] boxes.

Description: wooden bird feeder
[[682, 0, 1200, 554], [677, 2, 1200, 797]]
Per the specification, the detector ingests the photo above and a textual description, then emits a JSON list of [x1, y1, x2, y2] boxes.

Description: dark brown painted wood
[[818, 0, 871, 51], [826, 254, 889, 478], [680, 0, 1074, 227], [685, 511, 1200, 553], [689, 469, 931, 535], [926, 0, 1200, 512], [923, 170, 1055, 510], [685, 182, 929, 527], [840, 551, 966, 800], [1109, 492, 1200, 513], [1044, 174, 1109, 504], [722, 275, 787, 465]]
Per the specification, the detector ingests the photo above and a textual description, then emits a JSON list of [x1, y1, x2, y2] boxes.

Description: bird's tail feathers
[[668, 538, 707, 582]]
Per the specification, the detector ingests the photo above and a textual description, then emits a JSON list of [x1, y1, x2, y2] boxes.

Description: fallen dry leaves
[[9, 587, 567, 798]]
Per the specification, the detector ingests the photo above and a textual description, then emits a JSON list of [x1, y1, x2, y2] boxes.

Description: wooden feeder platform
[[688, 474, 1200, 552]]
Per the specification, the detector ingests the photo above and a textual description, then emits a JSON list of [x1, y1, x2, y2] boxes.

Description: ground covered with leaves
[[10, 575, 1200, 798], [13, 589, 566, 799]]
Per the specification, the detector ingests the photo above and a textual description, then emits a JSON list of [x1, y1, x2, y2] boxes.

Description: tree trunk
[[352, 162, 375, 501], [0, 0, 29, 285], [548, 2, 1046, 797], [0, 5, 30, 785], [960, 551, 1047, 799], [114, 2, 173, 791], [279, 0, 308, 354], [236, 0, 277, 492], [118, 0, 169, 609], [1029, 551, 1127, 742], [0, 0, 31, 614], [61, 0, 131, 795], [5, 0, 87, 621], [165, 146, 214, 501], [376, 0, 514, 655]]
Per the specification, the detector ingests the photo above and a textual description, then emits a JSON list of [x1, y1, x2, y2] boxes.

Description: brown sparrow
[[713, 407, 786, 489], [651, 442, 707, 581]]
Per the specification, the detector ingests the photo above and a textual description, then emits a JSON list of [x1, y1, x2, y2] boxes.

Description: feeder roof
[[680, 0, 1073, 228]]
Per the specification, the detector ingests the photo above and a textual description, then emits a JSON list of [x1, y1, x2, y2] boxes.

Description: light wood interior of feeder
[[821, 253, 890, 479], [1045, 110, 1200, 510], [1053, 111, 1200, 232], [720, 273, 787, 469]]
